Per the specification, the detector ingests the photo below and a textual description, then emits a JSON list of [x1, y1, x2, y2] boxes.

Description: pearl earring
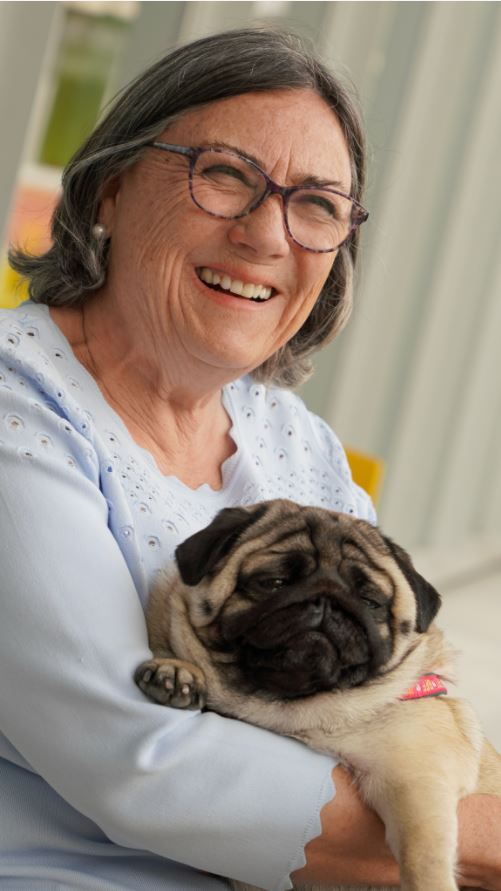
[[92, 223, 108, 240]]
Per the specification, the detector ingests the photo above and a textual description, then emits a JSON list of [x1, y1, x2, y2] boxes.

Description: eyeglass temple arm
[[150, 141, 197, 157]]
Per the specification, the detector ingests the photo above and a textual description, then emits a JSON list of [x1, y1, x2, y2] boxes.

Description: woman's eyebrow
[[206, 141, 347, 190], [298, 174, 347, 190]]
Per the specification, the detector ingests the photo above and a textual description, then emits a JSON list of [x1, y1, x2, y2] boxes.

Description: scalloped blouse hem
[[277, 763, 337, 891]]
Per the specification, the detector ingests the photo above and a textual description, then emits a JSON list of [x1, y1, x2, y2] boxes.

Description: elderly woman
[[1, 28, 500, 891]]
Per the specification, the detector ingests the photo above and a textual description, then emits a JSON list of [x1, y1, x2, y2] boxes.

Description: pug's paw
[[135, 658, 207, 709]]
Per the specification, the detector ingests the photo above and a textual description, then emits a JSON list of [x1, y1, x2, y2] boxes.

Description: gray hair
[[9, 28, 366, 388]]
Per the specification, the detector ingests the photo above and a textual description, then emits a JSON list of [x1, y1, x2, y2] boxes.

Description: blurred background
[[1, 1, 499, 737]]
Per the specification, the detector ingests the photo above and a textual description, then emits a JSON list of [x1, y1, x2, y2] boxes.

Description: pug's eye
[[360, 595, 381, 610], [258, 577, 288, 592]]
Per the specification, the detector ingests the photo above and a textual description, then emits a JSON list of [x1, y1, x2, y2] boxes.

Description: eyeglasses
[[148, 142, 369, 253]]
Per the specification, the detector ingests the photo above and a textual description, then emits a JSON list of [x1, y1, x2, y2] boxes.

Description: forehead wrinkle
[[244, 500, 304, 538], [302, 510, 343, 564], [201, 140, 347, 190], [238, 504, 316, 575], [160, 89, 353, 196], [369, 569, 395, 599], [218, 503, 302, 580], [239, 530, 314, 575], [239, 548, 297, 576], [344, 546, 396, 601]]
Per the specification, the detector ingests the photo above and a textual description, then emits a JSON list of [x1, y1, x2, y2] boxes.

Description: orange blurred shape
[[1, 180, 59, 308]]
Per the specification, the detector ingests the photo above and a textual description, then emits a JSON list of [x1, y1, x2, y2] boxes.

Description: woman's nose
[[227, 194, 290, 258]]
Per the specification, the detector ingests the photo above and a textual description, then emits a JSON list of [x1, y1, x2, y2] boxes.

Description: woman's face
[[100, 89, 353, 378]]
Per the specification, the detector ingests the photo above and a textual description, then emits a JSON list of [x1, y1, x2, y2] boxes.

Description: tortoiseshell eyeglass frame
[[149, 141, 369, 253]]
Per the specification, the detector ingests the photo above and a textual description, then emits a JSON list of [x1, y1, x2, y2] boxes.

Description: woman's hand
[[291, 765, 399, 887], [457, 793, 501, 889], [291, 765, 501, 889]]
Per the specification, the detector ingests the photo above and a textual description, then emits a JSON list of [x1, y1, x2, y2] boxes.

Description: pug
[[135, 499, 501, 891]]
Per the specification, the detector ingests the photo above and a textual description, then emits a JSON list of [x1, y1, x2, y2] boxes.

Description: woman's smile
[[196, 266, 274, 302]]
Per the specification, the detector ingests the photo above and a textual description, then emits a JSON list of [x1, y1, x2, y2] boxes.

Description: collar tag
[[399, 673, 447, 701]]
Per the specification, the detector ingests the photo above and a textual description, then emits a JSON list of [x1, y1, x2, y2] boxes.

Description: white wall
[[306, 2, 501, 550], [0, 2, 61, 244]]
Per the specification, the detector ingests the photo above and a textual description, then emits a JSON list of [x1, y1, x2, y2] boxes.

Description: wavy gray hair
[[9, 28, 366, 388]]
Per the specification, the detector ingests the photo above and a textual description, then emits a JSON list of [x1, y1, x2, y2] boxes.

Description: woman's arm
[[457, 793, 501, 889], [0, 366, 337, 891], [292, 765, 501, 889]]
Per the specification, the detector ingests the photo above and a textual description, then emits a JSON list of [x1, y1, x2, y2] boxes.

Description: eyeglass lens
[[191, 150, 357, 251]]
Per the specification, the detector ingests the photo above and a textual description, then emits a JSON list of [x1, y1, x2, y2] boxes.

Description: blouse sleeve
[[0, 359, 336, 891]]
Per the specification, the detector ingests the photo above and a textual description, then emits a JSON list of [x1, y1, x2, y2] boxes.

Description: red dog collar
[[399, 673, 448, 701]]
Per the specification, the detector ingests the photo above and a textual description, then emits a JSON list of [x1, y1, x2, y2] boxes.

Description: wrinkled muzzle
[[220, 590, 389, 699]]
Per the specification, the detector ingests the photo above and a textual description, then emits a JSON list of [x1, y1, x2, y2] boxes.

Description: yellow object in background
[[0, 262, 29, 308], [345, 447, 385, 505], [1, 179, 59, 309]]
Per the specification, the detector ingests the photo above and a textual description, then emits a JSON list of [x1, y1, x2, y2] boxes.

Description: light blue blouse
[[0, 301, 375, 890]]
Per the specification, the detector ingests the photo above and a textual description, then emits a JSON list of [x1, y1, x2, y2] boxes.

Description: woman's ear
[[97, 176, 122, 235]]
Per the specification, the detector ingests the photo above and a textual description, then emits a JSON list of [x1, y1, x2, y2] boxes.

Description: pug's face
[[172, 500, 441, 700]]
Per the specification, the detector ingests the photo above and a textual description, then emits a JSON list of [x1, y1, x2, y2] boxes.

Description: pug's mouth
[[220, 597, 377, 699]]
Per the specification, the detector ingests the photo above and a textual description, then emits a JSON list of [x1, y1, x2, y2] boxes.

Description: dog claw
[[135, 658, 207, 710]]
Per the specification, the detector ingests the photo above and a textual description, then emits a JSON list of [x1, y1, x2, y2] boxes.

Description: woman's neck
[[50, 292, 235, 404], [48, 299, 238, 488]]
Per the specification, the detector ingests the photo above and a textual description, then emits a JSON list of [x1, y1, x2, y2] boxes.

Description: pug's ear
[[384, 536, 442, 632], [175, 505, 266, 586]]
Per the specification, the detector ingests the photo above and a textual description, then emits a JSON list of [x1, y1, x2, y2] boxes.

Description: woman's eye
[[201, 164, 250, 185], [296, 193, 338, 219]]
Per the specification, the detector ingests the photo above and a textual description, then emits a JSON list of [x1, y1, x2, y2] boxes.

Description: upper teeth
[[198, 267, 273, 300]]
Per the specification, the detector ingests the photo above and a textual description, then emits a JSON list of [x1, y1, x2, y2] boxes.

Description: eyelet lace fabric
[[0, 301, 375, 605]]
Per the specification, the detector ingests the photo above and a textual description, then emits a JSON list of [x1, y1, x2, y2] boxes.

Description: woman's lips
[[196, 267, 274, 302]]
